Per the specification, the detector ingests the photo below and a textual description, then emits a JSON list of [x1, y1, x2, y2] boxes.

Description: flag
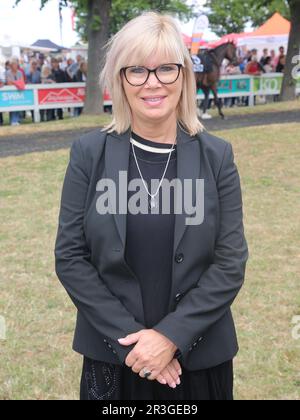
[[191, 15, 209, 55], [71, 7, 76, 31]]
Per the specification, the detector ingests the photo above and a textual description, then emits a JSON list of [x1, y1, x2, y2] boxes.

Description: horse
[[194, 42, 238, 120]]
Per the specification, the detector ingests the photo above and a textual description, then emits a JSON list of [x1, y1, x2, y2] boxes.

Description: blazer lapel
[[105, 127, 131, 249], [173, 124, 201, 255]]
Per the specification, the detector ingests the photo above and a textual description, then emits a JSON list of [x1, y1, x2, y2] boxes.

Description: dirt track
[[0, 109, 299, 158]]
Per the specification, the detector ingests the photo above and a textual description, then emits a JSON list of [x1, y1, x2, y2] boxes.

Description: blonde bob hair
[[100, 11, 203, 135]]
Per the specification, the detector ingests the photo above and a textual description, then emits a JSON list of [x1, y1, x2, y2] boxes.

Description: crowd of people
[[0, 53, 87, 126], [0, 46, 288, 126], [217, 46, 287, 108], [221, 46, 286, 76]]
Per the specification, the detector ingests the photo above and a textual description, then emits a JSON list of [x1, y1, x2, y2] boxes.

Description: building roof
[[31, 39, 69, 51]]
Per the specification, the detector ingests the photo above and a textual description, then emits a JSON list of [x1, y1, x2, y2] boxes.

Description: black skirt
[[80, 357, 233, 400]]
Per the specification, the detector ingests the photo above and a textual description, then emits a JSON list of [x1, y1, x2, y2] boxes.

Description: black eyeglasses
[[120, 63, 182, 86]]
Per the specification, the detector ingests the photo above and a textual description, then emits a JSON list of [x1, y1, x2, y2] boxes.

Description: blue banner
[[0, 89, 34, 108]]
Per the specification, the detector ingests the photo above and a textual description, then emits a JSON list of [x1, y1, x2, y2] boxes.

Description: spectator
[[41, 65, 56, 122], [263, 57, 273, 73], [37, 53, 45, 72], [41, 65, 55, 84], [68, 54, 83, 80], [65, 58, 75, 82], [245, 55, 262, 76], [270, 49, 277, 72], [51, 58, 66, 120], [225, 63, 241, 76], [260, 48, 269, 67], [276, 56, 285, 73], [248, 48, 258, 62], [26, 60, 42, 122], [276, 52, 286, 73], [276, 46, 286, 72], [26, 60, 41, 84], [6, 57, 25, 126], [74, 61, 88, 117], [17, 57, 26, 81], [74, 61, 87, 82]]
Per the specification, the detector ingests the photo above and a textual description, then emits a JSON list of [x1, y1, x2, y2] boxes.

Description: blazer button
[[175, 253, 184, 263], [175, 293, 182, 302]]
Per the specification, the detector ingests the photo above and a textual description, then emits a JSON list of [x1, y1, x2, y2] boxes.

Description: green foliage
[[205, 0, 290, 36], [110, 0, 194, 34], [15, 0, 194, 43]]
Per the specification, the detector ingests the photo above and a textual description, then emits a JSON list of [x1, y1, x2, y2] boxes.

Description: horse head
[[225, 42, 238, 66]]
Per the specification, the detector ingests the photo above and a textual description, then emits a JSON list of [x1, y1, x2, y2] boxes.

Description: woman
[[55, 12, 248, 400], [41, 65, 55, 122], [26, 60, 41, 122], [245, 55, 262, 76], [26, 59, 41, 84], [74, 61, 88, 117], [5, 57, 25, 126]]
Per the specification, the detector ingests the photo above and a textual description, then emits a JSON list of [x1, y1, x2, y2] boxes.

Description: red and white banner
[[38, 87, 86, 105]]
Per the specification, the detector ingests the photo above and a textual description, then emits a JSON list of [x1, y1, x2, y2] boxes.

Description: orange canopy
[[251, 12, 290, 36]]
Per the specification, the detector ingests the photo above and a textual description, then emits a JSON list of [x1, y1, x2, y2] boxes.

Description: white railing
[[0, 74, 299, 122]]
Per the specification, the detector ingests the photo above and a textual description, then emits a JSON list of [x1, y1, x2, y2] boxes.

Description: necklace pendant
[[150, 197, 156, 209]]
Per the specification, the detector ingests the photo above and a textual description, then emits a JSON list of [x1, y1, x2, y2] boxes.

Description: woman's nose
[[145, 71, 162, 88]]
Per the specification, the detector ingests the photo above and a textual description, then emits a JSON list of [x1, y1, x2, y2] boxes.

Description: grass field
[[0, 117, 299, 399]]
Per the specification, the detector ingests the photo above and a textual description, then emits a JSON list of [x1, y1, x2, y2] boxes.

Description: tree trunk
[[84, 0, 112, 114], [279, 0, 300, 101]]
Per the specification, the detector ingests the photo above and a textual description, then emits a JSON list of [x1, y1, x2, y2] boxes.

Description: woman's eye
[[130, 67, 146, 74], [159, 66, 174, 72]]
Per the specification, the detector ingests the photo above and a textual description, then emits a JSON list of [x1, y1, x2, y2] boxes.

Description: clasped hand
[[118, 329, 182, 388]]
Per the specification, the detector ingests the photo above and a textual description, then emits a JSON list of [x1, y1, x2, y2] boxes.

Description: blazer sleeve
[[153, 142, 249, 357], [54, 138, 145, 364]]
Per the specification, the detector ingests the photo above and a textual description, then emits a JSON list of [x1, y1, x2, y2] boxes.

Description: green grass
[[0, 121, 299, 400], [0, 112, 112, 137]]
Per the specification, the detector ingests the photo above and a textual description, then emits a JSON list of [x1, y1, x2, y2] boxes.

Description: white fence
[[0, 74, 299, 123]]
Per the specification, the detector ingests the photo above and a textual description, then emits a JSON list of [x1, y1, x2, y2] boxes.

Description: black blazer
[[54, 123, 248, 370]]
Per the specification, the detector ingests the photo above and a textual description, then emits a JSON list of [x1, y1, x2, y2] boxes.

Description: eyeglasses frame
[[120, 63, 183, 86]]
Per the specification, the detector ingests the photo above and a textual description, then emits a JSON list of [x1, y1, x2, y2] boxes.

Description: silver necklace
[[131, 135, 177, 209]]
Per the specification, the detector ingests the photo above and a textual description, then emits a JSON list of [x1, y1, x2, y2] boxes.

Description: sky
[[0, 0, 217, 49], [0, 0, 79, 47]]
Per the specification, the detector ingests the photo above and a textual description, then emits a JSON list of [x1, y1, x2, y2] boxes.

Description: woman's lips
[[141, 96, 166, 106]]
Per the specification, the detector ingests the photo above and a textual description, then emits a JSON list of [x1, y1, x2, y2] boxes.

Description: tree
[[205, 0, 300, 101], [280, 0, 300, 101], [205, 0, 290, 36], [16, 0, 194, 114]]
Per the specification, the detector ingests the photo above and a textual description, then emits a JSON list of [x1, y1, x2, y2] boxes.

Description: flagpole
[[58, 0, 63, 45]]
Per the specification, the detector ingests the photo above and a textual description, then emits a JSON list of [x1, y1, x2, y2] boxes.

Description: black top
[[124, 131, 177, 329]]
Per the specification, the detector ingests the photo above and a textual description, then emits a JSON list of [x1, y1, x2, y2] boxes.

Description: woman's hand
[[118, 329, 177, 381], [156, 358, 182, 388]]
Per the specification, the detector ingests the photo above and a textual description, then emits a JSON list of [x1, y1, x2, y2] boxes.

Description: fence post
[[249, 76, 255, 107], [33, 86, 40, 123]]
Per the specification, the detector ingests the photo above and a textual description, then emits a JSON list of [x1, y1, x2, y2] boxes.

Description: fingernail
[[178, 370, 182, 375], [162, 379, 167, 384], [171, 382, 176, 388], [176, 378, 181, 385]]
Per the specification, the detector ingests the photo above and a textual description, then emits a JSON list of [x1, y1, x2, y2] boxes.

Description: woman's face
[[121, 52, 183, 125]]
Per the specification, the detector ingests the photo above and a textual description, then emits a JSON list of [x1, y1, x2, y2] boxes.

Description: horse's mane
[[209, 41, 236, 53]]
